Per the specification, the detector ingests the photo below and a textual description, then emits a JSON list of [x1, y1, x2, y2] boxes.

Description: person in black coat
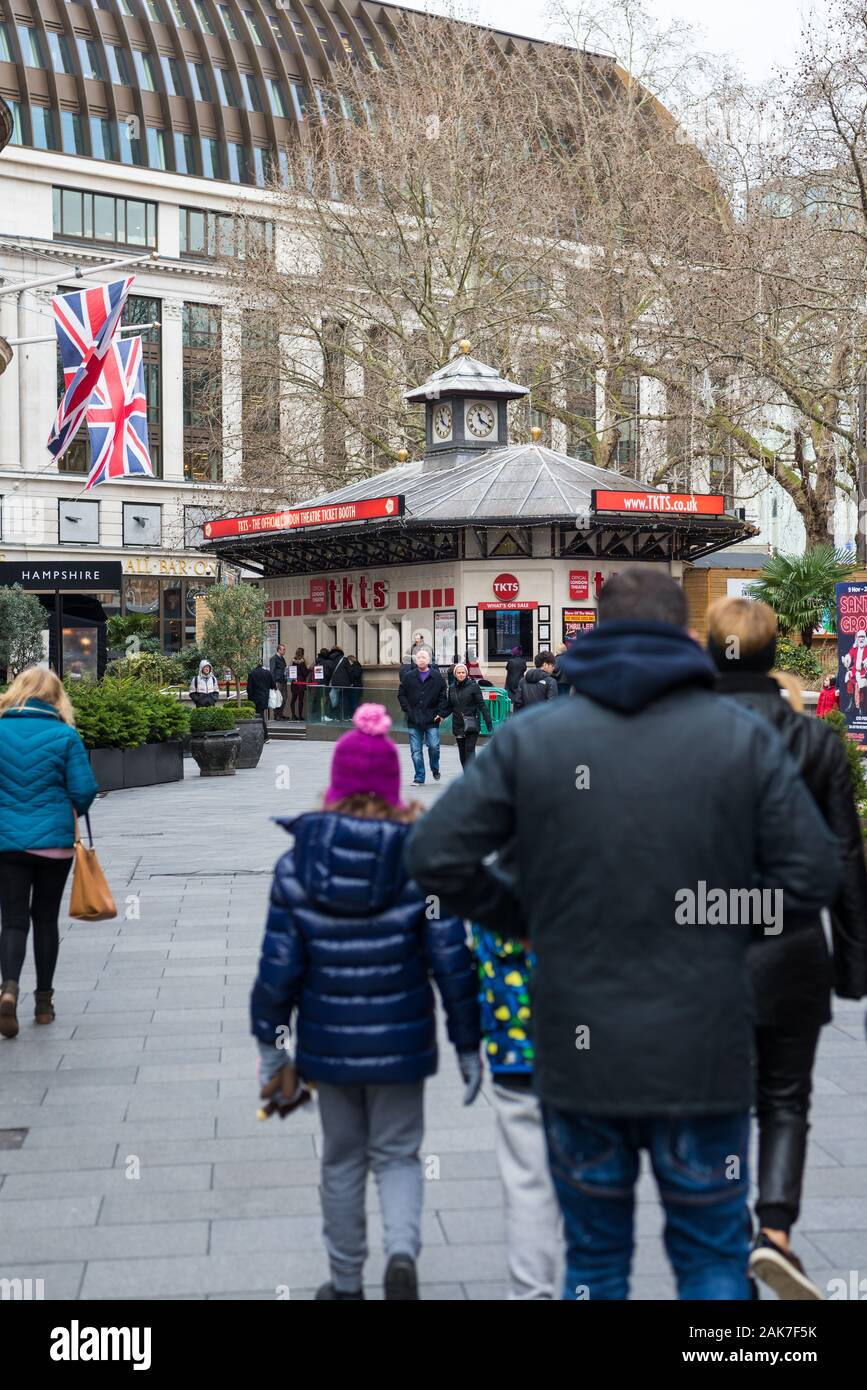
[[405, 568, 841, 1302], [504, 647, 528, 700], [246, 662, 275, 740], [448, 662, 492, 768], [397, 649, 448, 785], [269, 644, 288, 719], [513, 653, 558, 710], [709, 595, 867, 1300]]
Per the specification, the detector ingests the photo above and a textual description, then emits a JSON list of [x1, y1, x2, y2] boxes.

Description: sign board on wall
[[492, 572, 520, 601], [569, 570, 589, 600], [725, 579, 755, 599], [202, 496, 404, 540], [434, 609, 457, 666], [836, 581, 867, 745], [0, 561, 123, 590], [263, 620, 279, 665], [477, 600, 538, 611], [563, 608, 598, 641]]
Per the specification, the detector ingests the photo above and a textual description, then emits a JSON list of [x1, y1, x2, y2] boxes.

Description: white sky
[[411, 0, 819, 84]]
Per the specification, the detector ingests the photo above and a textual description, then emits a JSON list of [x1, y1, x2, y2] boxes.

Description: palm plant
[[748, 547, 858, 648]]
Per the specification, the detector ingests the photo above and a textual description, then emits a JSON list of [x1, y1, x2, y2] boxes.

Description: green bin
[[481, 686, 511, 733]]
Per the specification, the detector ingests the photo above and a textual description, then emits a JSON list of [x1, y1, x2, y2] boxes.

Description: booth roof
[[301, 440, 660, 524]]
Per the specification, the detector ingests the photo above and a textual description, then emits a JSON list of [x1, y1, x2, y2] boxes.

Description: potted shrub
[[67, 679, 190, 791], [235, 699, 265, 769], [188, 704, 241, 777]]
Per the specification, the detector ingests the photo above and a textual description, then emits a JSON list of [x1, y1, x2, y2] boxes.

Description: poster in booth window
[[563, 608, 598, 641], [836, 580, 867, 745], [434, 609, 457, 666]]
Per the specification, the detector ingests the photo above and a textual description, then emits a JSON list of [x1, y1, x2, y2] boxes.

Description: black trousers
[[754, 1023, 822, 1234], [290, 686, 306, 720], [0, 852, 73, 989], [456, 732, 479, 767]]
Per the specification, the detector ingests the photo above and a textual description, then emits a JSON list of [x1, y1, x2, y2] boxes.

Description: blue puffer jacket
[[0, 699, 98, 852], [250, 811, 481, 1084]]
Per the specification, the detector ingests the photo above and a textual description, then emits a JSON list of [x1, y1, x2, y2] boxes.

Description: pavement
[[1, 738, 865, 1301]]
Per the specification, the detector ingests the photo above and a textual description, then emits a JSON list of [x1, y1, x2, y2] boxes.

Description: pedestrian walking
[[709, 596, 867, 1300], [397, 648, 448, 785], [504, 647, 527, 701], [270, 644, 288, 720], [816, 675, 840, 719], [472, 919, 561, 1298], [246, 660, 275, 741], [289, 648, 309, 721], [553, 643, 571, 697], [406, 567, 841, 1301], [512, 652, 558, 711], [448, 661, 491, 768], [0, 668, 98, 1038], [189, 659, 220, 707], [250, 704, 481, 1300], [325, 647, 352, 721], [347, 654, 364, 716]]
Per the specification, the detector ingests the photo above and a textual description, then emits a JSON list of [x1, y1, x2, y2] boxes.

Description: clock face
[[465, 400, 496, 439], [432, 403, 453, 442]]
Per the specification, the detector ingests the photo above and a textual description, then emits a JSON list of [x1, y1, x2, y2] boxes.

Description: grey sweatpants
[[493, 1080, 562, 1299], [317, 1081, 425, 1293]]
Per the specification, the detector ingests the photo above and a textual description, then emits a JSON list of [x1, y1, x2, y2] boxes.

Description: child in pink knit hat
[[251, 704, 481, 1301]]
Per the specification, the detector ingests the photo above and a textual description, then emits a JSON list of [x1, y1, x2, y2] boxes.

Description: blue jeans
[[543, 1108, 752, 1300], [408, 725, 440, 782]]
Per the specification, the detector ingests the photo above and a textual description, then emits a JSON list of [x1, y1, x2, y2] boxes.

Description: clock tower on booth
[[404, 340, 528, 470]]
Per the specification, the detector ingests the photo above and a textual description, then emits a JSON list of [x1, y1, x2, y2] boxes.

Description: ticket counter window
[[484, 608, 534, 661]]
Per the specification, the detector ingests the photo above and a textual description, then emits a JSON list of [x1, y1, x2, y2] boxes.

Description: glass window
[[252, 145, 267, 186], [133, 50, 158, 91], [146, 127, 167, 169], [60, 110, 85, 155], [314, 24, 333, 60], [93, 192, 116, 239], [123, 295, 162, 476], [169, 1, 189, 26], [267, 77, 287, 117], [183, 303, 222, 481], [144, 0, 164, 20], [174, 131, 195, 173], [243, 73, 261, 111], [0, 23, 12, 62], [106, 45, 131, 86], [194, 1, 214, 33], [118, 0, 135, 15], [200, 136, 221, 178], [291, 17, 312, 55], [61, 187, 83, 237], [163, 55, 183, 95], [77, 39, 104, 80], [214, 67, 238, 107], [31, 106, 58, 150], [118, 119, 144, 165], [265, 12, 287, 49], [244, 9, 265, 43], [227, 141, 248, 183], [47, 31, 73, 74], [7, 101, 23, 146], [289, 81, 307, 121], [180, 206, 274, 257], [219, 4, 240, 39], [188, 61, 211, 101], [362, 35, 380, 68], [17, 25, 44, 68]]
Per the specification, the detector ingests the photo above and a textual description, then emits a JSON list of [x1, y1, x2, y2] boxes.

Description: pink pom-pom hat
[[324, 703, 404, 809]]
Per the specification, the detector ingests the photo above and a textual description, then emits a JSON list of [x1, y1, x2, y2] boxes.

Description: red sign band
[[203, 495, 404, 541], [592, 490, 725, 517]]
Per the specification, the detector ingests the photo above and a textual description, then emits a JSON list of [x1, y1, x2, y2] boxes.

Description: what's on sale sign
[[836, 581, 867, 744]]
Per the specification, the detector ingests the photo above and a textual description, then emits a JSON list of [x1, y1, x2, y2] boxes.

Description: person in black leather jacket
[[447, 662, 492, 768], [709, 596, 867, 1302]]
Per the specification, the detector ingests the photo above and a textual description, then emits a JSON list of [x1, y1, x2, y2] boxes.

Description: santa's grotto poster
[[836, 580, 867, 744]]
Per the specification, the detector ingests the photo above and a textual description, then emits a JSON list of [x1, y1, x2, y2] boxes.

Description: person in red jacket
[[816, 675, 840, 719]]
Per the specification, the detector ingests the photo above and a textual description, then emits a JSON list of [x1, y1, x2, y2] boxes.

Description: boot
[[0, 980, 19, 1039], [34, 990, 55, 1025]]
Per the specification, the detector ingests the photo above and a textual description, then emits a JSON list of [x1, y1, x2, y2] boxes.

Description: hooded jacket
[[190, 660, 220, 697], [716, 671, 867, 1024], [406, 620, 842, 1117], [513, 667, 558, 710], [250, 811, 480, 1083], [0, 699, 98, 852]]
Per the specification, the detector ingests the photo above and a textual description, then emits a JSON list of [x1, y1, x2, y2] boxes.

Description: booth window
[[483, 609, 534, 662]]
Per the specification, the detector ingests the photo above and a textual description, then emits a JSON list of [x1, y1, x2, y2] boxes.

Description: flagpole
[[0, 249, 158, 298], [6, 321, 160, 348]]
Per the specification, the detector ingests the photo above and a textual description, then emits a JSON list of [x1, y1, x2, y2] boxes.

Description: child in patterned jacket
[[472, 925, 562, 1300]]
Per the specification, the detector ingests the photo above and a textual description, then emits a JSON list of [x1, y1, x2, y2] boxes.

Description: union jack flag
[[84, 336, 154, 489], [48, 277, 134, 461]]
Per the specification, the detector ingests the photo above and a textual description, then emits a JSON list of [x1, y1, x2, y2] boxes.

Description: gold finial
[[458, 339, 471, 354], [397, 447, 409, 462], [530, 426, 542, 442]]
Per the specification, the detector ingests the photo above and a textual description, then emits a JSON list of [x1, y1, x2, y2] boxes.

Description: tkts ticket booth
[[200, 349, 754, 697], [0, 559, 122, 679]]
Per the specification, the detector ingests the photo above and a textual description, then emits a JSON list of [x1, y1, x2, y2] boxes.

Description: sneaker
[[432, 770, 441, 781], [384, 1254, 418, 1301], [749, 1234, 823, 1301], [411, 779, 425, 786], [315, 1283, 365, 1301]]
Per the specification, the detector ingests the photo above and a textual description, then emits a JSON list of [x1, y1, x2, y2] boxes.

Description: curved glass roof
[[0, 0, 543, 186]]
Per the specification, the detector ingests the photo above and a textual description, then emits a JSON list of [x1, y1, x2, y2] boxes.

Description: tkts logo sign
[[326, 576, 389, 612]]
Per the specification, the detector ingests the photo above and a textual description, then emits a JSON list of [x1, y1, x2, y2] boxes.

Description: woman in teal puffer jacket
[[0, 668, 97, 1038]]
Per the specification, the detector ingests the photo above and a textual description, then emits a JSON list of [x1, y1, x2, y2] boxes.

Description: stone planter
[[90, 742, 185, 792], [236, 717, 265, 770], [189, 728, 241, 777], [89, 747, 124, 793]]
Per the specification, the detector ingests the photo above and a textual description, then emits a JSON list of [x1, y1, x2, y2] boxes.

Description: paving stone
[[0, 1166, 213, 1199], [0, 1221, 209, 1263]]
